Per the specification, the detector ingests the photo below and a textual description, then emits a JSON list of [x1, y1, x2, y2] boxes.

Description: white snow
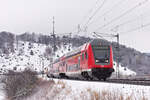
[[0, 83, 5, 100], [112, 62, 136, 78], [53, 43, 73, 60], [53, 79, 150, 100], [0, 41, 51, 73], [0, 41, 52, 100]]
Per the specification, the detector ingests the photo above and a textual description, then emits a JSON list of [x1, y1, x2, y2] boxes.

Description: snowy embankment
[[14, 78, 150, 100], [0, 83, 5, 100], [0, 41, 50, 100], [58, 79, 150, 100], [0, 41, 50, 73], [111, 62, 136, 78]]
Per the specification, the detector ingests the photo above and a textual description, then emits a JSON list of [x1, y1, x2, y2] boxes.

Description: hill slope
[[0, 32, 149, 75]]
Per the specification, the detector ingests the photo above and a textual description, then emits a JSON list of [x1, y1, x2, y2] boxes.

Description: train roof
[[89, 39, 110, 46]]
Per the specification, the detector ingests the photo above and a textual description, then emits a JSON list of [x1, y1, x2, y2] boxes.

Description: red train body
[[47, 39, 114, 80]]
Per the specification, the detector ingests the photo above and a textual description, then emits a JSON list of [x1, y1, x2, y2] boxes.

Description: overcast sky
[[0, 0, 150, 53]]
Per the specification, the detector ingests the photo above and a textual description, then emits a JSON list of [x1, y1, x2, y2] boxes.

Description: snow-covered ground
[[0, 41, 51, 73], [0, 41, 52, 100], [111, 62, 136, 78], [52, 79, 150, 100], [0, 83, 5, 100], [18, 78, 150, 100]]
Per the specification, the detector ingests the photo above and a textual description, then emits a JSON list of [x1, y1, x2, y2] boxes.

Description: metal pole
[[116, 33, 120, 78], [52, 17, 55, 37], [42, 57, 44, 77], [52, 16, 56, 52], [77, 24, 80, 33], [68, 33, 72, 51]]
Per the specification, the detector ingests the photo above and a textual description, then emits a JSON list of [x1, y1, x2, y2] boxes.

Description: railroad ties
[[106, 79, 150, 86], [49, 76, 150, 86]]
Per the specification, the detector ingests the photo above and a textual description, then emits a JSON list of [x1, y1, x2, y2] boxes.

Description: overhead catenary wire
[[120, 21, 150, 34], [94, 0, 149, 32], [93, 32, 118, 42], [87, 0, 128, 27], [110, 18, 142, 32], [94, 32, 117, 37], [93, 32, 106, 40], [110, 11, 150, 32], [79, 0, 100, 26], [74, 0, 100, 34], [83, 0, 108, 30]]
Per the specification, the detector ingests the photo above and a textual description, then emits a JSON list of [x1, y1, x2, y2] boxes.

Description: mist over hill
[[0, 31, 150, 75]]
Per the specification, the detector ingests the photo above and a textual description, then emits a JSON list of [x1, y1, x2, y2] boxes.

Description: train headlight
[[105, 60, 108, 63], [96, 60, 99, 63]]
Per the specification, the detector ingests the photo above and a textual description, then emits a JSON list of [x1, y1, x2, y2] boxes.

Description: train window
[[92, 45, 110, 64], [63, 61, 65, 66], [82, 53, 84, 60], [85, 52, 88, 59]]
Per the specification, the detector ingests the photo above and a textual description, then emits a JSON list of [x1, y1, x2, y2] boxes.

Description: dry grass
[[3, 77, 148, 100], [86, 89, 148, 100], [40, 80, 67, 100], [57, 80, 66, 89], [2, 69, 38, 100], [28, 80, 148, 100]]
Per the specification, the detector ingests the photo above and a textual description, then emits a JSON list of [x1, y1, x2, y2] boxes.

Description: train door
[[81, 52, 87, 69], [66, 63, 68, 72], [65, 59, 68, 72], [81, 53, 84, 69], [85, 51, 88, 67], [62, 61, 65, 73], [78, 56, 80, 70]]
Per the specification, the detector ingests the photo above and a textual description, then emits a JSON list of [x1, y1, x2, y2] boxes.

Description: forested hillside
[[0, 31, 150, 75]]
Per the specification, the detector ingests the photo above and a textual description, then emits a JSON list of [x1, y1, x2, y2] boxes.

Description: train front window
[[92, 46, 110, 65]]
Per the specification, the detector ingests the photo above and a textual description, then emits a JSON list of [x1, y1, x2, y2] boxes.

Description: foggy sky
[[0, 0, 150, 52]]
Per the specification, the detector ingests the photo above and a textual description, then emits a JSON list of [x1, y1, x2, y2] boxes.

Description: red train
[[47, 39, 114, 80]]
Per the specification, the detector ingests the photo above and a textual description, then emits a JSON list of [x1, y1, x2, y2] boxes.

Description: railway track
[[106, 79, 150, 86], [51, 77, 150, 86]]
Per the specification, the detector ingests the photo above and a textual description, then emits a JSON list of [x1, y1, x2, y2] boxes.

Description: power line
[[94, 0, 148, 31], [110, 18, 140, 32], [120, 21, 150, 34], [80, 0, 100, 26], [88, 0, 127, 27], [110, 12, 149, 32], [93, 32, 106, 40], [75, 0, 100, 33], [95, 32, 117, 37], [83, 0, 108, 29], [73, 0, 101, 34]]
